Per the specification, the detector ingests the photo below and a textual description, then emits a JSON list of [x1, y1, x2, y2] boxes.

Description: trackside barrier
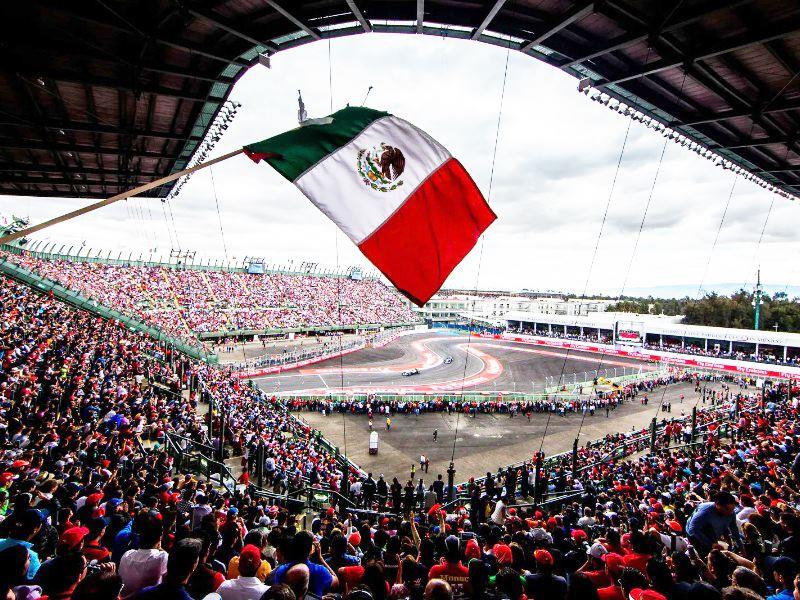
[[0, 257, 217, 363], [493, 332, 800, 380], [230, 327, 417, 378]]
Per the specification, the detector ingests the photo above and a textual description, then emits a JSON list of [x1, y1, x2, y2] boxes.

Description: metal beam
[[417, 0, 424, 33], [596, 14, 800, 87], [0, 119, 195, 141], [263, 1, 321, 40], [471, 0, 509, 40], [721, 136, 796, 150], [0, 139, 179, 161], [519, 2, 594, 53], [563, 0, 756, 69], [0, 163, 163, 177], [681, 99, 800, 126], [185, 7, 279, 52], [344, 0, 372, 33], [15, 70, 215, 103], [0, 173, 159, 186]]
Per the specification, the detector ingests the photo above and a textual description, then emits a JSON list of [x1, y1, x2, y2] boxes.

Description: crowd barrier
[[231, 327, 418, 378], [490, 332, 800, 380]]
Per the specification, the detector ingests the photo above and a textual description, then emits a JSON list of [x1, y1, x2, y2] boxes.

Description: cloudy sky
[[3, 33, 799, 297]]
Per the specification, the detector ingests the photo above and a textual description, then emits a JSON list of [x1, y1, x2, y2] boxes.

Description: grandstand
[[0, 247, 419, 353], [6, 3, 800, 600]]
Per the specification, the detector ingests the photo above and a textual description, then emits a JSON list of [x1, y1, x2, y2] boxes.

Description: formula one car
[[401, 368, 420, 376], [444, 356, 453, 364]]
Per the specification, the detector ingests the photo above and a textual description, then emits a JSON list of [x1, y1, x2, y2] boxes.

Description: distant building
[[413, 293, 615, 324]]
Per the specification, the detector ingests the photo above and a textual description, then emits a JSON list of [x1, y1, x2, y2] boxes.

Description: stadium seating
[[1, 251, 417, 348], [2, 268, 800, 600]]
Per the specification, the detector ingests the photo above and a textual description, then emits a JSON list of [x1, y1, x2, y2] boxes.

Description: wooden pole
[[0, 148, 245, 245]]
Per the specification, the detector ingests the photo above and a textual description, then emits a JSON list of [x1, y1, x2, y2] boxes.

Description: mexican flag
[[244, 107, 496, 306]]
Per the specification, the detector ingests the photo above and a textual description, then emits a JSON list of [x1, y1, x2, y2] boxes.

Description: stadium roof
[[4, 1, 800, 200]]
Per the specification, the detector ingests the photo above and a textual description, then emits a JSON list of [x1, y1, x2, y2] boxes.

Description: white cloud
[[2, 33, 798, 296]]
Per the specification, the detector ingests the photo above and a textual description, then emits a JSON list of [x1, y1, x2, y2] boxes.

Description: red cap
[[60, 526, 89, 550], [534, 549, 554, 566], [493, 543, 513, 565], [85, 493, 103, 507], [0, 472, 13, 486], [348, 532, 361, 547], [571, 529, 588, 541], [666, 520, 682, 533], [630, 589, 668, 600], [603, 553, 625, 576], [465, 539, 481, 560], [239, 544, 262, 573]]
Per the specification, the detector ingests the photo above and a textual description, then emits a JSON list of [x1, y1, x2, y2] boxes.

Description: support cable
[[451, 39, 511, 464]]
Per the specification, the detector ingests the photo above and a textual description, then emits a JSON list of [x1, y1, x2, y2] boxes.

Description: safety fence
[[225, 326, 415, 372]]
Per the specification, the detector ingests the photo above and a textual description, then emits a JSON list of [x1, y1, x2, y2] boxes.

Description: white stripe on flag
[[295, 116, 451, 244]]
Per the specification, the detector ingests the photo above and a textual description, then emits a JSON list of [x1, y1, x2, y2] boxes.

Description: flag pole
[[0, 148, 245, 245]]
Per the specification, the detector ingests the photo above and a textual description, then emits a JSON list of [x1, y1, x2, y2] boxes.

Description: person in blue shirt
[[0, 508, 43, 580], [271, 531, 338, 597], [766, 557, 798, 600], [686, 491, 741, 555], [137, 538, 202, 600]]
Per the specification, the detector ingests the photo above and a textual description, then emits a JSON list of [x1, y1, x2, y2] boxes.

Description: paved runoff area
[[255, 330, 723, 482]]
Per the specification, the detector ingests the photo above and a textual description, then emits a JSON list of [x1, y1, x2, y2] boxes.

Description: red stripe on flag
[[243, 149, 283, 163], [358, 157, 496, 307]]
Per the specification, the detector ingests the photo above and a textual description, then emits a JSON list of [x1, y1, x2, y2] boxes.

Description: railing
[[0, 256, 217, 363], [2, 243, 383, 280], [225, 327, 413, 370], [200, 322, 419, 341]]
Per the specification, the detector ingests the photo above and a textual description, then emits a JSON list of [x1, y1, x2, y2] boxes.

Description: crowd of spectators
[[1, 252, 417, 348], [642, 343, 800, 368], [516, 327, 800, 367], [518, 327, 614, 345], [7, 270, 800, 600]]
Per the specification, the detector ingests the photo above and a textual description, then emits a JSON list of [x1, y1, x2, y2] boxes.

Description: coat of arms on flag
[[357, 143, 406, 192]]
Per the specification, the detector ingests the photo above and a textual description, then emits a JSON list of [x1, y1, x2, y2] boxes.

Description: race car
[[401, 368, 420, 376], [443, 356, 453, 364]]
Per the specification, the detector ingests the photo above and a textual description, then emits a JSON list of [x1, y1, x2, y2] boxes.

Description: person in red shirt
[[621, 532, 652, 575], [580, 542, 612, 588], [82, 517, 111, 563], [428, 536, 472, 600], [595, 553, 627, 600], [597, 562, 648, 600]]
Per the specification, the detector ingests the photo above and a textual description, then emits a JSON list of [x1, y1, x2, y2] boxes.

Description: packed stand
[[1, 252, 417, 348]]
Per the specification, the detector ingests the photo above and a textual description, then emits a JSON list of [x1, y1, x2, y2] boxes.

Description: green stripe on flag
[[244, 106, 390, 182]]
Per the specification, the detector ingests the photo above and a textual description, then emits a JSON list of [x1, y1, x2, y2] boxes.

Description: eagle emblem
[[356, 143, 405, 192]]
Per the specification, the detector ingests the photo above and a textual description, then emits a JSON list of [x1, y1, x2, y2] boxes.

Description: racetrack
[[254, 329, 657, 395]]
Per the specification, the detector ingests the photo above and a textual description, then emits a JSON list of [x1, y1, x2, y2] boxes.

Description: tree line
[[606, 290, 800, 333]]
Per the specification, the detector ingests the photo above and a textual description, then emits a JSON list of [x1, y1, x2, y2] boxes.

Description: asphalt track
[[254, 329, 657, 395], [255, 330, 714, 482]]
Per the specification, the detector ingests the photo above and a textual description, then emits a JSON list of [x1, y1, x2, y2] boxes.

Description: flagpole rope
[[451, 39, 511, 465], [572, 69, 687, 447], [537, 47, 659, 459], [328, 39, 334, 113]]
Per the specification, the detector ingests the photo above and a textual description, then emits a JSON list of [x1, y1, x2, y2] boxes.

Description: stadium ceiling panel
[[3, 0, 800, 199]]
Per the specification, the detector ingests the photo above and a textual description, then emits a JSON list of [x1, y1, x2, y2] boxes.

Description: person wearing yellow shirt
[[227, 530, 272, 582]]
